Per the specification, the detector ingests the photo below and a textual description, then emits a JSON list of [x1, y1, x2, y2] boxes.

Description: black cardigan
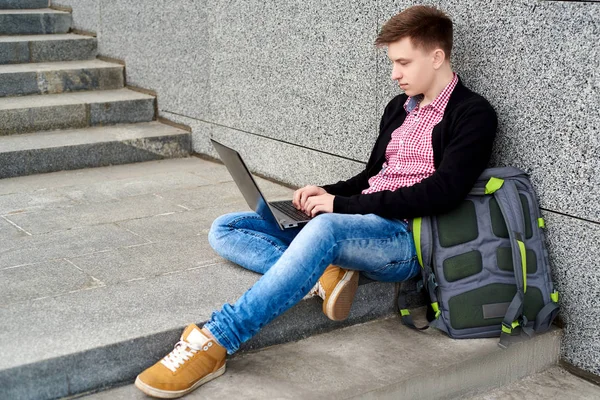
[[320, 78, 498, 220]]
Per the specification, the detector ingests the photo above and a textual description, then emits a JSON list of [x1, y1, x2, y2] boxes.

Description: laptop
[[210, 139, 313, 230]]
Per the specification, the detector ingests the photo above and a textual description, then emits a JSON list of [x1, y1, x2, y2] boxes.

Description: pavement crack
[[154, 212, 176, 217], [64, 259, 106, 288], [124, 277, 146, 283], [117, 225, 152, 244], [29, 285, 106, 303], [1, 215, 32, 236], [1, 262, 37, 271]]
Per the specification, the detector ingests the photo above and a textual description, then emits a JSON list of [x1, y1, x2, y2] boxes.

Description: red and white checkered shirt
[[362, 73, 458, 195]]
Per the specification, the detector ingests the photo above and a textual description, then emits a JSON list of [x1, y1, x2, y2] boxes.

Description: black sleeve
[[331, 98, 498, 219]]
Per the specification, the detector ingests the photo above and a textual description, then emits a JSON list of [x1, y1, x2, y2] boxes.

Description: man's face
[[387, 37, 437, 97]]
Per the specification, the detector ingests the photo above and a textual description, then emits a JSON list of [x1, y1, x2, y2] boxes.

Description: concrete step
[[0, 59, 124, 97], [0, 157, 399, 399], [465, 366, 600, 399], [0, 34, 97, 65], [0, 0, 48, 9], [0, 122, 192, 179], [0, 9, 71, 35], [0, 156, 402, 398], [0, 88, 155, 135], [76, 314, 562, 400], [5, 157, 557, 400]]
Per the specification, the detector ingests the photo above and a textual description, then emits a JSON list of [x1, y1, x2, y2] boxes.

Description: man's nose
[[391, 66, 402, 81]]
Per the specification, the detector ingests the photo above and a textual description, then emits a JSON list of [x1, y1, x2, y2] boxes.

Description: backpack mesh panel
[[437, 200, 478, 247], [443, 250, 483, 282], [448, 284, 544, 329]]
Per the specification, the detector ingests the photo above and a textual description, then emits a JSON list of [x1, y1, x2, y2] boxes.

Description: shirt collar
[[403, 72, 458, 115]]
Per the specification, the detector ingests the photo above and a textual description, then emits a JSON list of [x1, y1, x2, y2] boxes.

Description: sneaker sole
[[134, 364, 226, 399], [324, 269, 359, 321]]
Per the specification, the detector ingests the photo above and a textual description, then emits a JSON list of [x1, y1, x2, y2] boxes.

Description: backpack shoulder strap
[[398, 216, 437, 330], [490, 178, 531, 348]]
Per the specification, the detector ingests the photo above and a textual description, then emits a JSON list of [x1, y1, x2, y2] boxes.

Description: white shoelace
[[160, 340, 203, 372], [304, 281, 326, 300]]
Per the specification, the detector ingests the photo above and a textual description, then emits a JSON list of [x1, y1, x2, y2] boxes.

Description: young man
[[135, 5, 497, 398]]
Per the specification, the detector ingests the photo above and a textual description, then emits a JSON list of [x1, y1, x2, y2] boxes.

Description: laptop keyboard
[[270, 201, 311, 221]]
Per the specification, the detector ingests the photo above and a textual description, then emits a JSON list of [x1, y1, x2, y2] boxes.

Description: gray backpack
[[399, 167, 559, 348]]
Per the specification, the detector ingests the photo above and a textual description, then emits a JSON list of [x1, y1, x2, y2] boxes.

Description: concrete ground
[[1, 156, 400, 400], [2, 157, 595, 399], [77, 315, 571, 400], [466, 366, 600, 399], [0, 156, 293, 309]]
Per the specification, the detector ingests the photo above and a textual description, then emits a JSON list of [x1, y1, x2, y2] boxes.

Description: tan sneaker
[[306, 264, 359, 321], [135, 324, 226, 399]]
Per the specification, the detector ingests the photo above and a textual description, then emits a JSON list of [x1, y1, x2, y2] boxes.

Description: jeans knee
[[207, 225, 219, 252], [208, 214, 233, 250], [304, 213, 338, 236]]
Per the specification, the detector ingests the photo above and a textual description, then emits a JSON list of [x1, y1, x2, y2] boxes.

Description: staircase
[[0, 0, 191, 180], [79, 314, 565, 400], [0, 154, 572, 400], [0, 2, 580, 400]]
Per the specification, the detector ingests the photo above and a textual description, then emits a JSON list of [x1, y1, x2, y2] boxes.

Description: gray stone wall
[[54, 0, 600, 377]]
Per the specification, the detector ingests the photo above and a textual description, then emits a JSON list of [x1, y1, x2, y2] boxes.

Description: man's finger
[[297, 187, 310, 208], [311, 204, 322, 217], [300, 192, 311, 209], [306, 198, 318, 215], [293, 188, 303, 208]]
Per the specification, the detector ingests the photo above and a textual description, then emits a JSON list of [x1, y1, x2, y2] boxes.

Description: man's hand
[[303, 193, 335, 217], [293, 185, 334, 216]]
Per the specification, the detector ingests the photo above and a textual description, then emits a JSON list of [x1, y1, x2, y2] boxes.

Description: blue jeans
[[203, 211, 420, 355]]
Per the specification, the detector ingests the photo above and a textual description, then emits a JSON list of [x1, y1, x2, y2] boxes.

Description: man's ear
[[432, 49, 446, 69]]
